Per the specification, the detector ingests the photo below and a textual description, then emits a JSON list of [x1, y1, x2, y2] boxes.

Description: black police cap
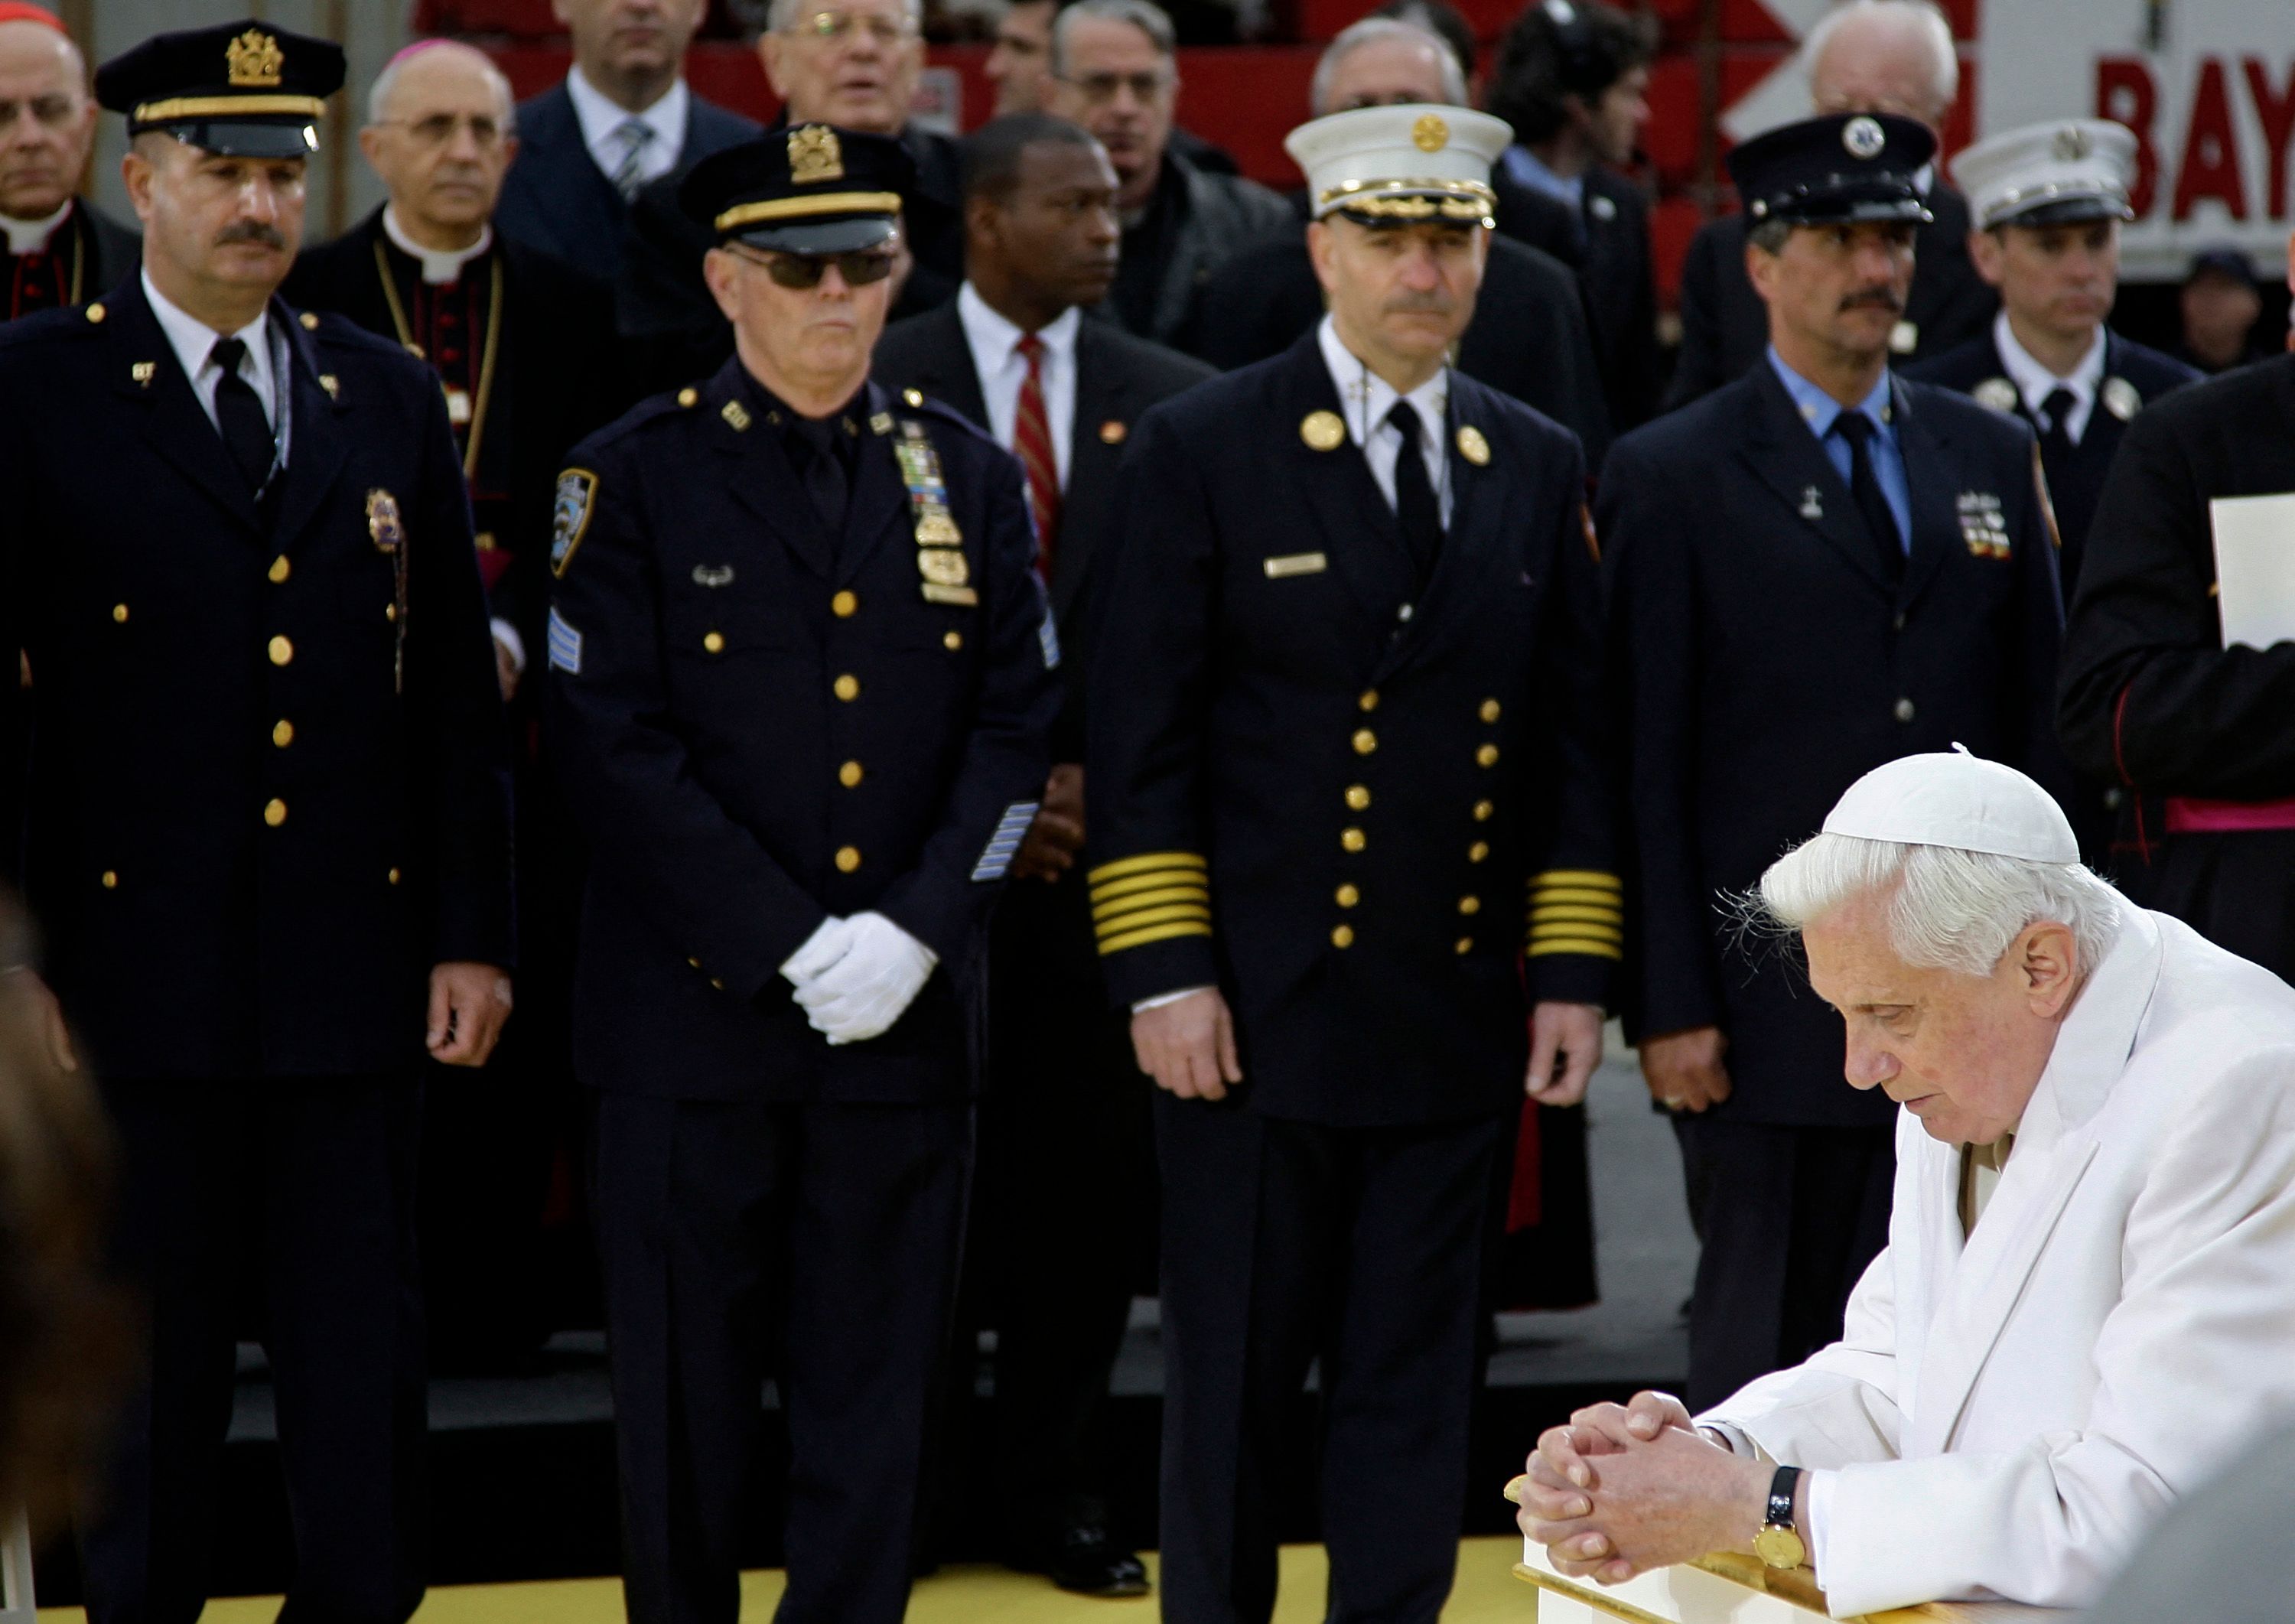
[[1727, 112, 1936, 229], [680, 125, 933, 258], [95, 20, 343, 161]]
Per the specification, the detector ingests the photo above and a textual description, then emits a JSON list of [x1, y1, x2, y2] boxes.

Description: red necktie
[[1012, 332, 1060, 578]]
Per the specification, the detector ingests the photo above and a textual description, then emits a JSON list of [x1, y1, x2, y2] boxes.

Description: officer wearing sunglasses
[[545, 123, 1058, 1624]]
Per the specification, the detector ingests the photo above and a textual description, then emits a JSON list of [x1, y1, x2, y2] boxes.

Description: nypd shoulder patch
[[547, 607, 584, 675], [550, 469, 598, 578], [971, 800, 1042, 882]]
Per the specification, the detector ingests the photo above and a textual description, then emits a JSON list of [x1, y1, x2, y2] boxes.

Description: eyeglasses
[[1055, 70, 1174, 104], [795, 11, 918, 44], [376, 112, 510, 150], [731, 245, 898, 288]]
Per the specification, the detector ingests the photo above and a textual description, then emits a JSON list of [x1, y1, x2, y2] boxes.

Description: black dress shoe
[[1009, 1525, 1151, 1597]]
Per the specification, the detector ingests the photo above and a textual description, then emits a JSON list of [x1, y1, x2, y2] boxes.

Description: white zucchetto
[[1823, 749, 2079, 864]]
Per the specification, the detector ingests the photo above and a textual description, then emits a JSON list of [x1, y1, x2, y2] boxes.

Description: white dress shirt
[[955, 282, 1080, 489], [382, 205, 495, 285], [142, 267, 284, 445], [1316, 314, 1454, 526], [564, 64, 687, 188], [1995, 310, 2106, 445]]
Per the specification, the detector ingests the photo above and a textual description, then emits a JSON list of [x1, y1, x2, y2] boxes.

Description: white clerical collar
[[382, 206, 493, 285], [955, 281, 1081, 369], [2, 198, 70, 256], [565, 63, 687, 161], [1315, 314, 1445, 448], [1994, 309, 2106, 418]]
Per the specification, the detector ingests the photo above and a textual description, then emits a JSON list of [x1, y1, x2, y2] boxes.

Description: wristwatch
[[1752, 1464, 1807, 1570]]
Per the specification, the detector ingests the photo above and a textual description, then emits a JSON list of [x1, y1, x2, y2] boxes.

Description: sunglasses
[[732, 245, 898, 289]]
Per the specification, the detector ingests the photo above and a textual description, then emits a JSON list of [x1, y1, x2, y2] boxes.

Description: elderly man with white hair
[[1519, 750, 2295, 1616]]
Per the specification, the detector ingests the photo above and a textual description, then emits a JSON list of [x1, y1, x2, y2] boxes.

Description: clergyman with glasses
[[1046, 0, 1291, 346], [545, 125, 1059, 1624]]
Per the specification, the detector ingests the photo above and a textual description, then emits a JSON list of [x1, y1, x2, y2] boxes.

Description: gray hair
[[1050, 0, 1177, 77], [366, 41, 517, 132], [1805, 0, 1958, 119], [767, 0, 923, 31], [1754, 833, 2123, 980], [1310, 16, 1467, 116]]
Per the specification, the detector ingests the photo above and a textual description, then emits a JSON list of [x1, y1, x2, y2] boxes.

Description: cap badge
[[1842, 116, 1885, 161], [2053, 124, 2092, 161], [1972, 377, 2020, 414], [1300, 410, 1346, 451], [226, 28, 284, 89], [1456, 425, 1490, 466], [789, 124, 845, 184], [2102, 376, 2140, 421], [1411, 112, 1449, 154]]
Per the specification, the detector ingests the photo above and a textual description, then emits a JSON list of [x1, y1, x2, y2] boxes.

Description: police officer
[[1088, 104, 1618, 1624], [546, 126, 1057, 1624], [0, 21, 515, 1623], [1600, 112, 2071, 1411]]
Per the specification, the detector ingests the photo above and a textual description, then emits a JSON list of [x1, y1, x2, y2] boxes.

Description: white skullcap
[[1284, 103, 1511, 224], [1822, 749, 2079, 864]]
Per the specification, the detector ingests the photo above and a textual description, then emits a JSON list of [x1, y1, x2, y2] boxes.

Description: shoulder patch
[[551, 469, 598, 578]]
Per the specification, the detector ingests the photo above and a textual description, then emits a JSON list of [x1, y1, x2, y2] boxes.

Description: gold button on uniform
[[835, 845, 862, 873], [1335, 884, 1359, 908], [263, 798, 288, 827], [1455, 936, 1474, 955], [385, 602, 398, 622], [101, 871, 117, 889], [269, 634, 293, 666], [272, 719, 294, 748], [832, 590, 858, 617], [1331, 924, 1355, 949], [1459, 896, 1481, 916], [1340, 827, 1366, 852], [1353, 728, 1377, 755], [388, 867, 402, 886], [112, 603, 129, 623], [838, 760, 864, 787], [834, 673, 860, 701], [677, 387, 699, 407], [943, 630, 963, 651], [1480, 698, 1502, 723], [268, 555, 291, 584], [1476, 744, 1499, 767], [702, 630, 724, 653], [1468, 841, 1489, 862], [1344, 784, 1371, 810], [1473, 799, 1494, 821], [1358, 689, 1379, 712]]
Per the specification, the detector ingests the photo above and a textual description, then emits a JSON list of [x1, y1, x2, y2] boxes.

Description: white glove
[[781, 915, 855, 986], [789, 911, 938, 1045]]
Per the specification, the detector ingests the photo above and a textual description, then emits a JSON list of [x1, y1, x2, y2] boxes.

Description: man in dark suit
[[1, 24, 514, 1622], [1486, 0, 1661, 432], [0, 6, 135, 317], [1665, 0, 1994, 411], [492, 0, 758, 286], [1090, 105, 1617, 1624], [616, 0, 964, 395], [286, 38, 628, 1365], [873, 111, 1209, 1600], [1184, 17, 1613, 464], [1603, 113, 2069, 1410], [2058, 239, 2295, 994], [548, 130, 1058, 1624]]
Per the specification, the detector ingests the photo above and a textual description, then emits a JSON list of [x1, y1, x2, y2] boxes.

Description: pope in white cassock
[[1519, 750, 2295, 1616]]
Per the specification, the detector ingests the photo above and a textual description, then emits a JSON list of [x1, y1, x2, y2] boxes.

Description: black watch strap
[[1766, 1463, 1802, 1529]]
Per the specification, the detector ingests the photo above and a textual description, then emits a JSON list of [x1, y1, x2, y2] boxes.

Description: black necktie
[[1831, 412, 1903, 584], [208, 336, 274, 493], [2039, 386, 2079, 461], [1386, 399, 1443, 586], [789, 414, 851, 535]]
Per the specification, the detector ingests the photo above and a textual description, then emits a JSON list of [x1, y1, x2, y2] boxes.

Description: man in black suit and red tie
[[872, 110, 1212, 1599]]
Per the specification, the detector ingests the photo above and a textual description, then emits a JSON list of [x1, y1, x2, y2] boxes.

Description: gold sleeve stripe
[[1093, 903, 1211, 940], [1090, 870, 1211, 904], [1533, 889, 1623, 909], [1533, 904, 1623, 926], [1092, 884, 1208, 922], [1532, 870, 1620, 892], [1528, 936, 1623, 961], [1089, 851, 1207, 885], [1531, 921, 1622, 945], [1099, 919, 1214, 955]]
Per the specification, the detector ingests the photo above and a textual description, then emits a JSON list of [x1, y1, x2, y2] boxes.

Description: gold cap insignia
[[1300, 410, 1346, 451], [2102, 376, 2141, 421], [1412, 112, 1448, 153], [1972, 377, 2019, 414], [789, 124, 845, 184], [1456, 425, 1490, 466], [226, 29, 285, 89], [1099, 419, 1128, 445]]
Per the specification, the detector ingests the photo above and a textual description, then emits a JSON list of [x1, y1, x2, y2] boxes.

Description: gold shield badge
[[366, 489, 404, 553]]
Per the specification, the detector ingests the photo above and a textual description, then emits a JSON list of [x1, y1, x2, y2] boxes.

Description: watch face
[[1753, 1525, 1808, 1570]]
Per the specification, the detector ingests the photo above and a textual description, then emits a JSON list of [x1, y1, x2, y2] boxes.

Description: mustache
[[1840, 286, 1905, 314], [1382, 291, 1457, 315], [216, 220, 287, 249]]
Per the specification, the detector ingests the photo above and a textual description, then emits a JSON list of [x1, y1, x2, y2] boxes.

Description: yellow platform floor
[[36, 1537, 1531, 1622]]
